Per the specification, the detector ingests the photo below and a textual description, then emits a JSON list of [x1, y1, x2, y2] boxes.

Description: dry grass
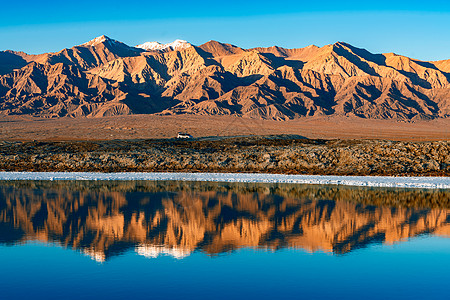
[[0, 137, 448, 176]]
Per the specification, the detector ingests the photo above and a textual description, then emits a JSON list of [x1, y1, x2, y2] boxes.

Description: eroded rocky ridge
[[0, 181, 448, 261], [0, 36, 449, 120]]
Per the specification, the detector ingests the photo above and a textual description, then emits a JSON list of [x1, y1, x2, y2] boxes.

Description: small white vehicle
[[177, 132, 193, 139]]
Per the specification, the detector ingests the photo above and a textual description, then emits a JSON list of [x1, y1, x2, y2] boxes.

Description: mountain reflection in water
[[0, 180, 449, 262]]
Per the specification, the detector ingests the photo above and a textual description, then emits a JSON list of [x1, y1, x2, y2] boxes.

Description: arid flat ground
[[0, 115, 448, 141]]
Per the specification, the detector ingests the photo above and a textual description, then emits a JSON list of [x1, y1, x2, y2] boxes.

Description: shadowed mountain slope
[[0, 36, 449, 119]]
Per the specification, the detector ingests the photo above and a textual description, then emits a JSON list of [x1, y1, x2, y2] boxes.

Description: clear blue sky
[[1, 0, 449, 61]]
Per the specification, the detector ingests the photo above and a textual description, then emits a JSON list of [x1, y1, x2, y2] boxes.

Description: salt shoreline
[[0, 172, 449, 189]]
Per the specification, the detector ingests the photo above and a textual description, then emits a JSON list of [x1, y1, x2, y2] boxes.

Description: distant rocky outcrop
[[0, 36, 449, 119]]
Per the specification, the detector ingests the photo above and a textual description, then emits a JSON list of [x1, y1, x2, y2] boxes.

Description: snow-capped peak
[[82, 35, 116, 46], [136, 39, 192, 52]]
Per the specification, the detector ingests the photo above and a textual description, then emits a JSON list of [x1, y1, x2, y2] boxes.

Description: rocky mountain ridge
[[0, 36, 449, 120]]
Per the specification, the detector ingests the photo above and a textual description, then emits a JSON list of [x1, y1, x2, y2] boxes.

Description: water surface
[[1, 181, 449, 299]]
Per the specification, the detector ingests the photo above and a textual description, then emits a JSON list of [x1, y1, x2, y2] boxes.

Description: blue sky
[[1, 0, 449, 61]]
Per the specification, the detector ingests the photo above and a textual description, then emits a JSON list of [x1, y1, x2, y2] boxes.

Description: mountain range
[[0, 35, 449, 120]]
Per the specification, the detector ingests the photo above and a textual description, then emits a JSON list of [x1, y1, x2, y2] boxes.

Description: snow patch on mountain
[[136, 39, 191, 52], [82, 35, 116, 46], [80, 35, 145, 53]]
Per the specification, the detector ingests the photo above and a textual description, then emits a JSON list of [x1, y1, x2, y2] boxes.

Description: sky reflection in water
[[0, 180, 449, 299]]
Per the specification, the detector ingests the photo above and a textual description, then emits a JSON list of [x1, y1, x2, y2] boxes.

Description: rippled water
[[0, 180, 449, 299]]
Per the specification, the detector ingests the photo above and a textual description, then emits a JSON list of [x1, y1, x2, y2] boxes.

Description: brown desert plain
[[0, 114, 448, 141]]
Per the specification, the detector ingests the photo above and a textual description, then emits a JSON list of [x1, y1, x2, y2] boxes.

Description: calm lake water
[[1, 180, 449, 300]]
